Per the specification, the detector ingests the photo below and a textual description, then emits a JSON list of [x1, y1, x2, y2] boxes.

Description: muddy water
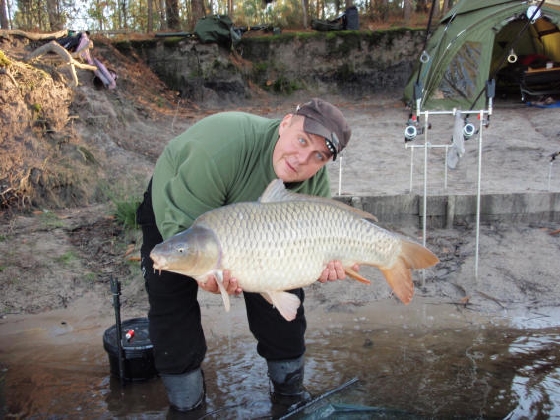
[[2, 300, 560, 419]]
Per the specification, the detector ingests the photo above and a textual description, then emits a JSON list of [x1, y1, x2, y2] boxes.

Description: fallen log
[[0, 29, 68, 40], [24, 40, 97, 87]]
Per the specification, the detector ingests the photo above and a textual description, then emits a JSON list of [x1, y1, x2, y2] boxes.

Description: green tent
[[403, 0, 560, 111]]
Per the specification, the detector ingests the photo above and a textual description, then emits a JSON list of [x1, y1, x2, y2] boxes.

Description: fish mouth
[[150, 254, 167, 271], [152, 262, 165, 270]]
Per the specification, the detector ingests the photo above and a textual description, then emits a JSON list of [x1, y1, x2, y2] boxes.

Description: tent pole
[[474, 110, 484, 280], [337, 154, 342, 196], [422, 111, 429, 286]]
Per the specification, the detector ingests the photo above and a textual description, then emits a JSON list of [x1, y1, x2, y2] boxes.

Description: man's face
[[272, 114, 333, 183]]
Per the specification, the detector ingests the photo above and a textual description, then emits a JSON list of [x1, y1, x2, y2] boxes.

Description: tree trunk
[[166, 0, 180, 30], [120, 0, 128, 29], [442, 0, 451, 16], [403, 0, 412, 23], [191, 0, 206, 28], [158, 0, 166, 30], [0, 0, 10, 29], [415, 0, 428, 13], [147, 0, 153, 32], [431, 0, 440, 23], [95, 0, 104, 30], [45, 0, 64, 30], [301, 0, 308, 29]]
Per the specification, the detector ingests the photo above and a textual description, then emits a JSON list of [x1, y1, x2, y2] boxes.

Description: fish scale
[[150, 179, 439, 321], [196, 200, 401, 292]]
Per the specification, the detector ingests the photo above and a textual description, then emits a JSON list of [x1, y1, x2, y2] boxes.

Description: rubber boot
[[161, 368, 205, 413], [267, 355, 311, 408]]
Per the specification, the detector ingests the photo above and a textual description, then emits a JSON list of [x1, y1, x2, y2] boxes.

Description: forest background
[[1, 0, 458, 35]]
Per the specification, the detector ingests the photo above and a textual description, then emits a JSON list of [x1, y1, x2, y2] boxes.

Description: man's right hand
[[197, 269, 243, 295]]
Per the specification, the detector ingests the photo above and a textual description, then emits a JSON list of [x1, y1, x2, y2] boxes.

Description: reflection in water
[[2, 316, 560, 418], [504, 334, 560, 419]]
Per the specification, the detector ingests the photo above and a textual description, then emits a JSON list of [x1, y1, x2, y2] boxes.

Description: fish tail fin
[[214, 271, 231, 312], [400, 239, 440, 270], [380, 262, 414, 304], [262, 291, 301, 322], [381, 240, 439, 305]]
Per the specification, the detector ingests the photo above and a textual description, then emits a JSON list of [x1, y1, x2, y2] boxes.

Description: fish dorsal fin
[[259, 179, 378, 222], [259, 179, 299, 203]]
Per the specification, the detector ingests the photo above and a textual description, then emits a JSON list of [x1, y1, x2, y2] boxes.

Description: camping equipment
[[311, 6, 360, 31], [194, 15, 241, 48], [103, 277, 156, 382], [404, 0, 560, 110]]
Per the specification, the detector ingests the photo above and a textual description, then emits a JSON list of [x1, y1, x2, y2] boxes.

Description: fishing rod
[[278, 377, 359, 419], [197, 377, 360, 419], [414, 0, 438, 87], [467, 0, 547, 112], [407, 1, 460, 141], [412, 2, 460, 106]]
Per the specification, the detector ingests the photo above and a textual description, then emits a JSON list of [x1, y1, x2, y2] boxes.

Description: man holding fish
[[137, 98, 355, 413]]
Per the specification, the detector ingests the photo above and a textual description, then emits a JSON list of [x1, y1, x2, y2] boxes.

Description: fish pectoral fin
[[344, 267, 371, 285], [214, 271, 231, 312], [262, 291, 301, 322]]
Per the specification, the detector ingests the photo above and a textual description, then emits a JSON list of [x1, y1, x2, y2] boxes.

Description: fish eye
[[177, 247, 184, 254]]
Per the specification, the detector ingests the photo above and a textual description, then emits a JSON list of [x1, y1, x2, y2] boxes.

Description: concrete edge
[[335, 191, 560, 229]]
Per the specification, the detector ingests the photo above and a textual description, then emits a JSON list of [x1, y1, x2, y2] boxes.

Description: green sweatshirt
[[152, 111, 331, 239]]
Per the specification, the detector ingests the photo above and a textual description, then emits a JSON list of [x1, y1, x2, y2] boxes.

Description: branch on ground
[[24, 41, 97, 87], [0, 29, 68, 40]]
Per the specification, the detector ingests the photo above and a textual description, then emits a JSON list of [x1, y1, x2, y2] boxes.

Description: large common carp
[[150, 179, 439, 321]]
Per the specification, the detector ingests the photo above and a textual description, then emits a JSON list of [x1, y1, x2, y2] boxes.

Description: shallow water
[[2, 303, 560, 419]]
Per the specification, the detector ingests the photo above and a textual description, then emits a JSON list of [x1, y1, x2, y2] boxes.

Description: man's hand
[[318, 261, 360, 283], [197, 270, 243, 295]]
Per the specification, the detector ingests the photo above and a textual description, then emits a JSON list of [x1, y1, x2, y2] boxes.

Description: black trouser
[[137, 180, 307, 375]]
